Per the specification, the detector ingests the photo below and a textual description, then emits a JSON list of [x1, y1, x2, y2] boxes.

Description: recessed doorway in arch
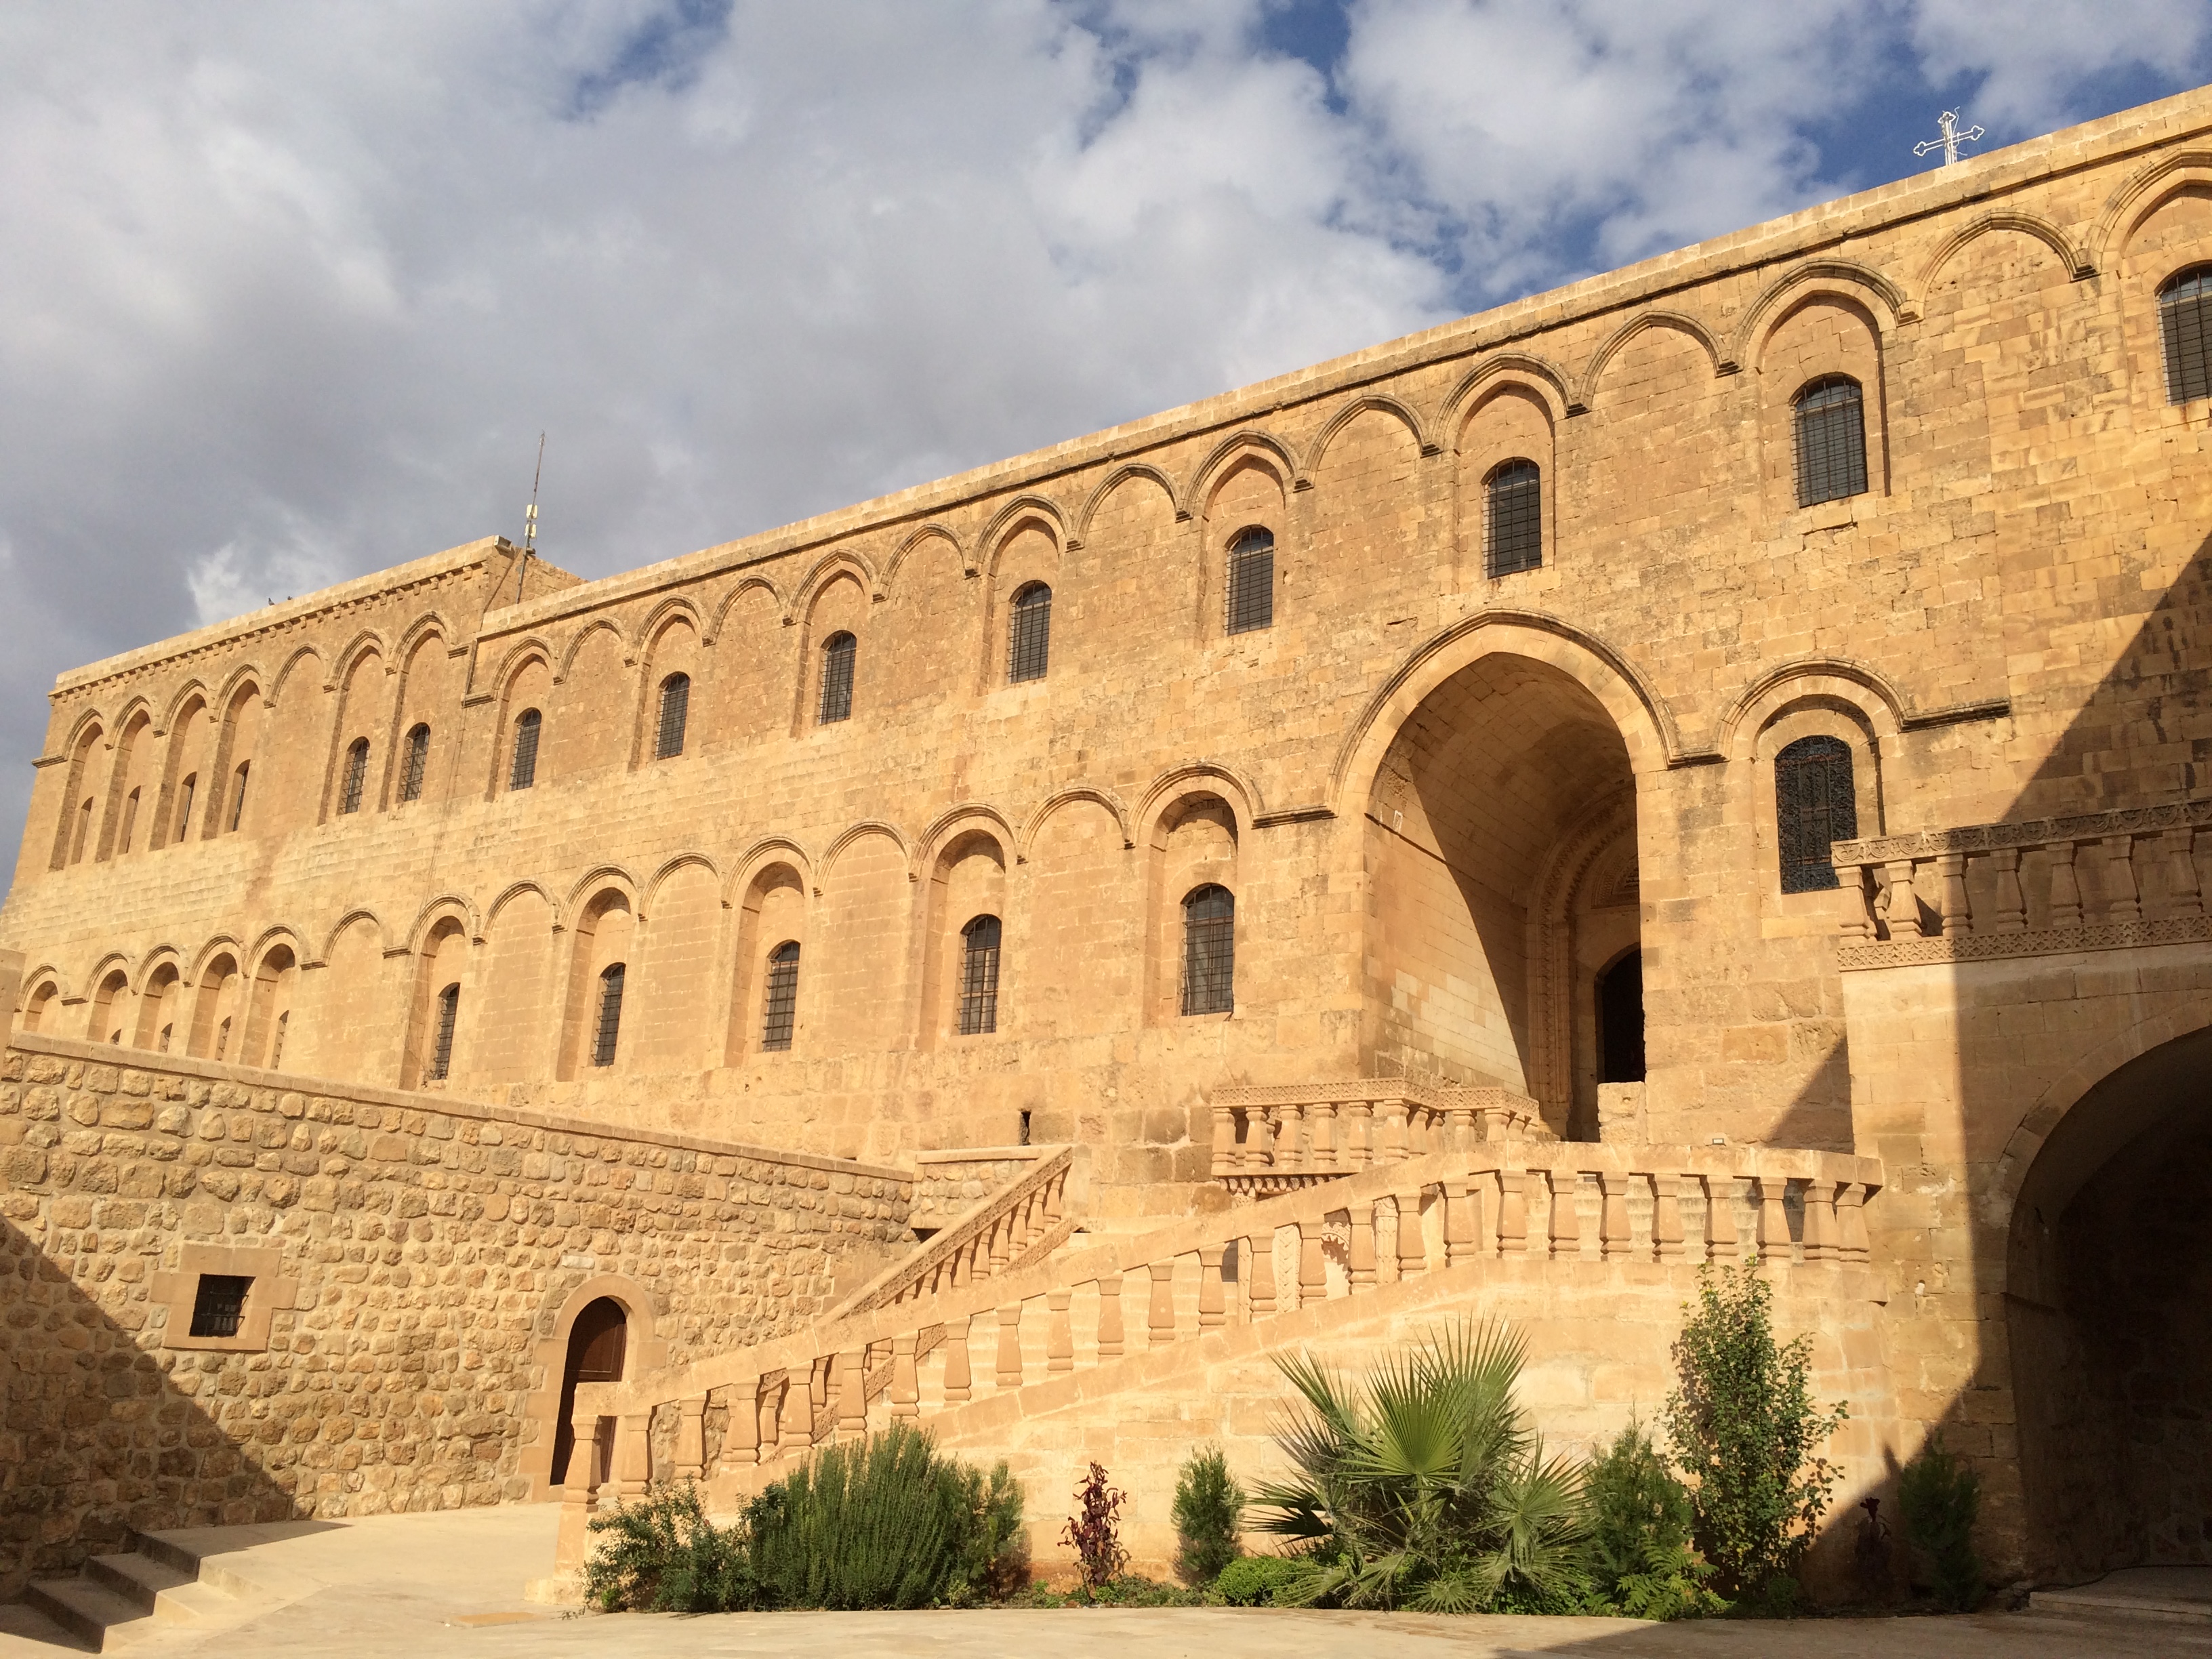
[[551, 1296, 627, 1488], [1597, 947, 1645, 1086]]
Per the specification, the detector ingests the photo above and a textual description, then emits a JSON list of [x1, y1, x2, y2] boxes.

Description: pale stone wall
[[0, 1029, 909, 1599]]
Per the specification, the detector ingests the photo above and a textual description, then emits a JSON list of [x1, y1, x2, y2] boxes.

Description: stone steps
[[22, 1525, 314, 1652]]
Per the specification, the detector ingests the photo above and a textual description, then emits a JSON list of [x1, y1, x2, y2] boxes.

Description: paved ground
[[3, 1505, 2207, 1658]]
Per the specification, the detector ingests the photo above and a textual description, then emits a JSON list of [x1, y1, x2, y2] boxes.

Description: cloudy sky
[[3, 1, 2209, 877]]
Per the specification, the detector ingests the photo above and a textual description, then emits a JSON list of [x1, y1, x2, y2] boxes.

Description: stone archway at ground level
[[2008, 1024, 2212, 1581], [520, 1275, 670, 1500]]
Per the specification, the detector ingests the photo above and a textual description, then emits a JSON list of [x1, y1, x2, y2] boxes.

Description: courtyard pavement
[[1, 1504, 2205, 1658]]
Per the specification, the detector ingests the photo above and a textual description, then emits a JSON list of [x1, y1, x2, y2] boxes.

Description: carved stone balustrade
[[1208, 1080, 1545, 1194]]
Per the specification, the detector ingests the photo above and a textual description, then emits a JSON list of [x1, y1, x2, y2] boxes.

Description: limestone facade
[[8, 87, 2212, 1587]]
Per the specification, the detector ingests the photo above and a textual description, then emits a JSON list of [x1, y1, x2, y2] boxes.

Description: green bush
[[1662, 1265, 1847, 1607], [1898, 1437, 1983, 1612], [1171, 1446, 1246, 1584], [582, 1425, 1025, 1612], [1577, 1423, 1726, 1620], [1251, 1319, 1588, 1614], [1214, 1554, 1303, 1606]]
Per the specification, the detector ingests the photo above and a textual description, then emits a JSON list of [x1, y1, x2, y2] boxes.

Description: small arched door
[[1597, 947, 1645, 1085], [551, 1296, 627, 1487]]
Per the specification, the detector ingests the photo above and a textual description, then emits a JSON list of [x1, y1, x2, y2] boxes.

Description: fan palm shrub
[[1250, 1321, 1588, 1613]]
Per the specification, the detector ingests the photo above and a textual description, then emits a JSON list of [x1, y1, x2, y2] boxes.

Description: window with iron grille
[[426, 983, 459, 1081], [1180, 884, 1235, 1015], [655, 674, 689, 759], [175, 774, 197, 842], [1007, 583, 1052, 682], [1484, 459, 1542, 577], [1225, 528, 1274, 634], [760, 941, 800, 1051], [2160, 266, 2212, 404], [592, 963, 626, 1066], [1793, 375, 1867, 508], [340, 741, 368, 814], [957, 916, 1001, 1036], [188, 1273, 253, 1339], [400, 724, 430, 801], [819, 632, 856, 724], [228, 762, 249, 830], [1776, 735, 1858, 893], [510, 709, 541, 790]]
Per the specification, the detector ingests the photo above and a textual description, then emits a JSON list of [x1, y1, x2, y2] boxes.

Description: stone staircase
[[24, 1525, 315, 1651]]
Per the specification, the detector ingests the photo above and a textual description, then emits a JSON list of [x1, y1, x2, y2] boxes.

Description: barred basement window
[[1180, 884, 1235, 1015], [426, 983, 459, 1081], [1793, 375, 1868, 508], [1007, 583, 1052, 683], [957, 915, 1001, 1036], [819, 633, 856, 724], [1484, 459, 1542, 577], [1225, 528, 1274, 635], [340, 741, 368, 814], [592, 963, 626, 1066], [510, 708, 541, 790], [400, 724, 430, 802], [2160, 266, 2212, 404], [227, 762, 249, 830], [655, 674, 689, 760], [1776, 734, 1858, 894], [175, 774, 197, 842], [760, 941, 800, 1051], [188, 1274, 253, 1339]]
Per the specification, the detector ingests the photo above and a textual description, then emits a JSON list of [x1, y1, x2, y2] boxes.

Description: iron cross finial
[[1914, 109, 1986, 167]]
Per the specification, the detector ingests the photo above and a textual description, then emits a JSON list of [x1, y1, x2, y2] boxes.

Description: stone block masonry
[[0, 1028, 909, 1600]]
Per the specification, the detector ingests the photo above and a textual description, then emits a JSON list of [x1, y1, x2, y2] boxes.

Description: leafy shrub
[[1062, 1461, 1129, 1599], [582, 1425, 1025, 1612], [1214, 1554, 1303, 1606], [1663, 1265, 1847, 1606], [1172, 1446, 1246, 1584], [1252, 1320, 1588, 1614], [1898, 1437, 1983, 1612], [1578, 1423, 1726, 1620]]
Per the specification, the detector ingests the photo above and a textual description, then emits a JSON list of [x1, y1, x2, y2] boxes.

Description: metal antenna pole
[[518, 432, 544, 604]]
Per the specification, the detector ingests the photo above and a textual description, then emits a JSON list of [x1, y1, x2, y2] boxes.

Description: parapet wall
[[0, 1030, 910, 1599]]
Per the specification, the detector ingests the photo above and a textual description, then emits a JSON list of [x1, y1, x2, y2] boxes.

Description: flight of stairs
[[24, 1527, 310, 1652]]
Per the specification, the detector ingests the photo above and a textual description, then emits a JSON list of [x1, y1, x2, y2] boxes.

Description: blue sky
[[0, 1, 2208, 878]]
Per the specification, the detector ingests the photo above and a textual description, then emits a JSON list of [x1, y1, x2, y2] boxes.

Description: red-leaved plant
[[1061, 1461, 1128, 1599]]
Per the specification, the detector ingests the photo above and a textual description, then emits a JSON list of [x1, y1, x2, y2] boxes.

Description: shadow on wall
[[0, 1215, 307, 1601]]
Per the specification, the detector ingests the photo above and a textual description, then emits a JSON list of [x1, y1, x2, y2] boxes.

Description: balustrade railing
[[1209, 1080, 1544, 1193], [825, 1145, 1079, 1321], [1831, 796, 2212, 968]]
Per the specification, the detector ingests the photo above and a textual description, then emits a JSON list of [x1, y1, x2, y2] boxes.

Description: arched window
[[119, 787, 140, 855], [1007, 583, 1052, 682], [71, 797, 92, 864], [399, 724, 430, 801], [1180, 884, 1235, 1015], [173, 773, 197, 844], [655, 674, 689, 760], [510, 708, 541, 790], [592, 963, 626, 1067], [215, 1016, 232, 1061], [1483, 459, 1542, 577], [957, 916, 1001, 1036], [1776, 735, 1858, 893], [819, 632, 856, 724], [426, 983, 459, 1081], [2160, 266, 2212, 404], [227, 762, 250, 831], [760, 941, 800, 1052], [1793, 375, 1867, 508], [157, 1023, 173, 1054], [270, 1010, 288, 1069], [1225, 528, 1274, 635], [340, 741, 369, 814]]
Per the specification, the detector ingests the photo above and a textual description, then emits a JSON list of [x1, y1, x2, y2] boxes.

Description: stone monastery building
[[6, 85, 2212, 1607]]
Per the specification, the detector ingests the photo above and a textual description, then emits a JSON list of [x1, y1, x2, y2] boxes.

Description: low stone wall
[[0, 1031, 910, 1599]]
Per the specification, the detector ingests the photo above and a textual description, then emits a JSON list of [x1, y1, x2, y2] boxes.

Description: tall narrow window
[[819, 633, 856, 724], [158, 1023, 173, 1054], [426, 983, 459, 1081], [655, 674, 689, 759], [1776, 735, 1858, 893], [2160, 266, 2212, 404], [1225, 528, 1274, 635], [1484, 459, 1543, 577], [760, 941, 800, 1052], [400, 724, 430, 801], [174, 774, 197, 843], [1180, 884, 1235, 1015], [1793, 375, 1867, 508], [215, 1017, 232, 1061], [119, 787, 140, 855], [1007, 583, 1052, 682], [227, 763, 249, 831], [1597, 949, 1645, 1083], [592, 964, 626, 1066], [340, 740, 369, 813], [72, 798, 92, 863], [510, 708, 542, 790], [956, 916, 1001, 1036], [269, 1010, 287, 1069]]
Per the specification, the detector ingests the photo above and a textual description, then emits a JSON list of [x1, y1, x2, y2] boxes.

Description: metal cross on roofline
[[1914, 109, 1985, 167]]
